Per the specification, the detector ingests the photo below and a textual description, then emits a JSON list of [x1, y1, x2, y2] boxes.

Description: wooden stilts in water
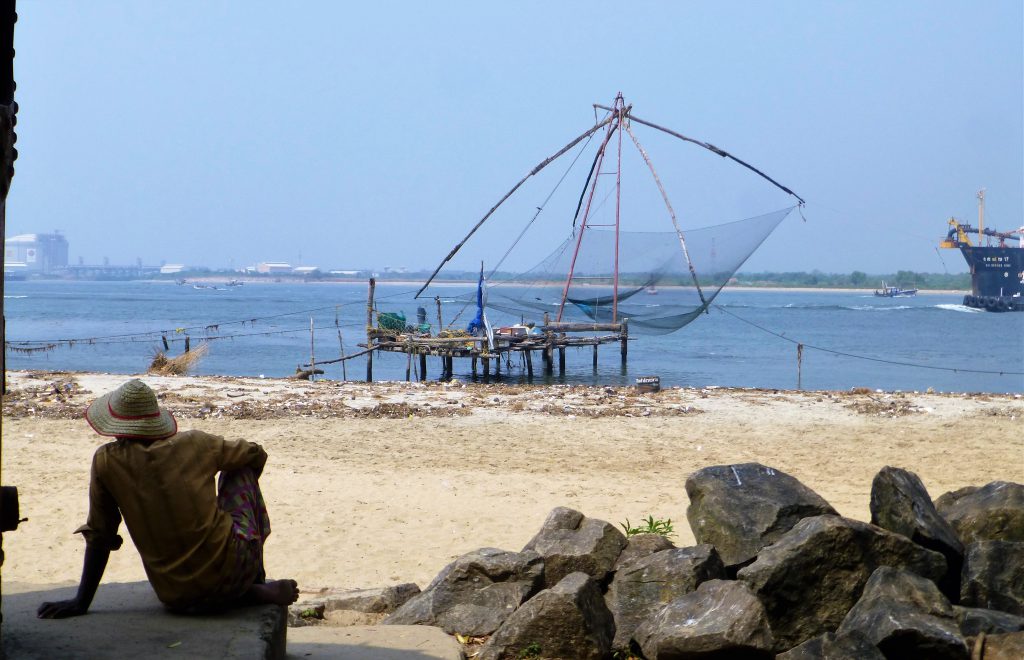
[[558, 346, 566, 375], [525, 348, 534, 378], [185, 336, 190, 353], [365, 278, 375, 382], [419, 352, 427, 381], [446, 355, 454, 380], [405, 338, 413, 381], [593, 342, 598, 370], [336, 307, 347, 381], [471, 356, 478, 377], [435, 296, 444, 332], [482, 355, 490, 380], [496, 353, 501, 375]]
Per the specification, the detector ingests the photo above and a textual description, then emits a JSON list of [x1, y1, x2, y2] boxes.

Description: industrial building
[[4, 232, 69, 273]]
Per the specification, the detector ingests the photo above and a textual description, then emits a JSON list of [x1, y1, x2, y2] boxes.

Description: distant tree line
[[730, 270, 970, 290]]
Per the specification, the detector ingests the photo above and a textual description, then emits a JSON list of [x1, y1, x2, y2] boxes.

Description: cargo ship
[[940, 190, 1024, 312]]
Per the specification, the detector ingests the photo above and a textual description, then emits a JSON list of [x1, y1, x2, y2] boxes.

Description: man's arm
[[37, 544, 110, 618]]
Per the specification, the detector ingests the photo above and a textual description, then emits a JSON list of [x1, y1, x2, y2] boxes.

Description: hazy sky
[[6, 1, 1022, 274]]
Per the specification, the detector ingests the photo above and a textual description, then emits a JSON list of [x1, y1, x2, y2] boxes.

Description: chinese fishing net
[[480, 207, 794, 334]]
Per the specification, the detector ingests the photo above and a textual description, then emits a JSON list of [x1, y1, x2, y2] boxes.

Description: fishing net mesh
[[452, 207, 793, 335]]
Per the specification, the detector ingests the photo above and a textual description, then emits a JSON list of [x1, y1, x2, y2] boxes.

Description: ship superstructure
[[940, 190, 1024, 312]]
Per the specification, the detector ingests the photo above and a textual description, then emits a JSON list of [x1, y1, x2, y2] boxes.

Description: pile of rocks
[[297, 463, 1024, 659]]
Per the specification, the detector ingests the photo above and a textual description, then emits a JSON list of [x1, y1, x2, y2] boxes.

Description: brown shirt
[[76, 429, 268, 607]]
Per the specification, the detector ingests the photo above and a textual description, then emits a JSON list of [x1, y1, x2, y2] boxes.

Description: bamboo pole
[[525, 348, 534, 379], [365, 278, 375, 382], [309, 317, 316, 382], [419, 352, 427, 381], [416, 115, 615, 298], [620, 318, 629, 364], [336, 307, 347, 381], [558, 346, 566, 375], [593, 342, 598, 370]]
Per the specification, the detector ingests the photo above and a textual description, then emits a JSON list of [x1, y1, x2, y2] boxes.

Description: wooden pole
[[482, 355, 490, 380], [419, 352, 427, 381], [620, 318, 628, 364], [336, 307, 347, 381], [366, 278, 375, 382], [435, 296, 443, 332], [310, 317, 316, 382], [797, 343, 803, 390], [593, 342, 598, 370], [471, 356, 478, 377], [185, 336, 191, 353], [405, 339, 413, 382], [525, 348, 534, 379], [558, 346, 566, 375], [496, 353, 501, 375]]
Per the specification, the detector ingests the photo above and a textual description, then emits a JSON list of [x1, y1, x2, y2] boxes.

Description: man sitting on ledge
[[38, 379, 298, 618]]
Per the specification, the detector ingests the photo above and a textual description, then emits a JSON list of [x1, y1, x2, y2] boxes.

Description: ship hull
[[959, 245, 1024, 312]]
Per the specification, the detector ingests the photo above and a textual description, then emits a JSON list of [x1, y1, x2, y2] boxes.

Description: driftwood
[[290, 366, 325, 380]]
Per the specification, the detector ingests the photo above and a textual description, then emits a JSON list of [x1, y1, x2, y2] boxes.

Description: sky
[[6, 1, 1022, 274]]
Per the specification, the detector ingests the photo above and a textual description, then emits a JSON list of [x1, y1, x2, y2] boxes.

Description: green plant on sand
[[620, 515, 675, 539]]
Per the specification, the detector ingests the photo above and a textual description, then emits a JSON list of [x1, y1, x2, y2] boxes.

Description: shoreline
[[2, 370, 1021, 595], [7, 277, 969, 295]]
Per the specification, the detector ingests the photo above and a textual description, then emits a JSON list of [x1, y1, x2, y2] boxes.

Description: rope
[[714, 304, 1023, 377]]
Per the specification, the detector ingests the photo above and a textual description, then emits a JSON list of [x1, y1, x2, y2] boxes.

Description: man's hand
[[37, 598, 88, 619]]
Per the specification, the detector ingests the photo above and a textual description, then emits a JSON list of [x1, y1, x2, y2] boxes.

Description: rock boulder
[[522, 507, 626, 588], [935, 482, 1024, 543], [961, 540, 1024, 616]]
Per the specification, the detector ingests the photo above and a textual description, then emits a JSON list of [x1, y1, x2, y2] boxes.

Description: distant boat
[[874, 281, 917, 298], [175, 278, 187, 285], [645, 284, 658, 295], [226, 279, 244, 287]]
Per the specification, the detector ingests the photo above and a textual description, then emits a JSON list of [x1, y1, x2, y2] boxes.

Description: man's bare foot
[[246, 579, 299, 606]]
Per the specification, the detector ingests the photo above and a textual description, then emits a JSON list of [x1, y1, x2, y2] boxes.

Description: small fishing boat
[[874, 282, 917, 297]]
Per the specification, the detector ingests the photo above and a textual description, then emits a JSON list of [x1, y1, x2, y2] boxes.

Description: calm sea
[[4, 280, 1023, 394]]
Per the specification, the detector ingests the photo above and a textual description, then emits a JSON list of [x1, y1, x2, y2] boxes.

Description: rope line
[[714, 304, 1024, 377]]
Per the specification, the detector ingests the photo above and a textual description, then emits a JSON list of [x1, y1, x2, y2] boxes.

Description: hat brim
[[85, 392, 177, 440]]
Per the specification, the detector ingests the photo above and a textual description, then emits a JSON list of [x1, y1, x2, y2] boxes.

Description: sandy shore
[[2, 370, 1020, 599]]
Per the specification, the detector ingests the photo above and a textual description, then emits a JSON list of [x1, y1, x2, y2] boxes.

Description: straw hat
[[85, 379, 177, 439]]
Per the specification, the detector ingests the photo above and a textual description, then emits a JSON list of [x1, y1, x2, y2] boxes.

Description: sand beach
[[2, 370, 1021, 600]]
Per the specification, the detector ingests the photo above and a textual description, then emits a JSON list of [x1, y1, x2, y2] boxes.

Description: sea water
[[4, 280, 1023, 394]]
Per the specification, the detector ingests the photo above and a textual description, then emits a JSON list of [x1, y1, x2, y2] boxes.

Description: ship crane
[[940, 219, 1024, 249]]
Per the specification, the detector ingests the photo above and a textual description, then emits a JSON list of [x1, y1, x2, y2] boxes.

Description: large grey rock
[[870, 466, 964, 599], [838, 566, 968, 660], [613, 532, 676, 570], [685, 463, 836, 569], [935, 482, 1024, 543], [477, 572, 614, 660], [522, 506, 627, 588], [605, 544, 725, 650], [953, 605, 1024, 637], [737, 514, 947, 651], [775, 631, 885, 660], [633, 579, 775, 659], [961, 540, 1024, 616], [383, 547, 543, 635]]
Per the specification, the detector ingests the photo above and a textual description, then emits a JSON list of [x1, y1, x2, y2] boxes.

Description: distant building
[[292, 266, 321, 276], [256, 262, 292, 274], [160, 263, 187, 274], [4, 232, 69, 273]]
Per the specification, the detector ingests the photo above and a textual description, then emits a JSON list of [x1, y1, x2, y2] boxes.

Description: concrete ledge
[[2, 581, 286, 659], [287, 625, 464, 659]]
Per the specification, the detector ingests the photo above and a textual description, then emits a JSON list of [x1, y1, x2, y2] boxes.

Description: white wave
[[935, 303, 983, 314], [3, 295, 28, 299], [847, 305, 912, 311]]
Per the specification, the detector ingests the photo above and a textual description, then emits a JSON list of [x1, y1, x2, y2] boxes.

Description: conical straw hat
[[85, 379, 177, 439]]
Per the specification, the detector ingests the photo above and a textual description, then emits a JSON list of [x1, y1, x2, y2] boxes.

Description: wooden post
[[592, 342, 598, 370], [558, 346, 566, 374], [419, 352, 427, 381], [797, 343, 803, 390], [620, 318, 629, 364], [185, 336, 191, 353], [310, 317, 316, 382], [471, 356, 478, 377], [336, 306, 347, 381], [161, 335, 170, 352], [525, 348, 534, 379], [366, 278, 376, 382], [446, 355, 454, 380], [405, 339, 413, 382], [435, 296, 443, 331], [496, 352, 501, 375], [482, 355, 490, 380]]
